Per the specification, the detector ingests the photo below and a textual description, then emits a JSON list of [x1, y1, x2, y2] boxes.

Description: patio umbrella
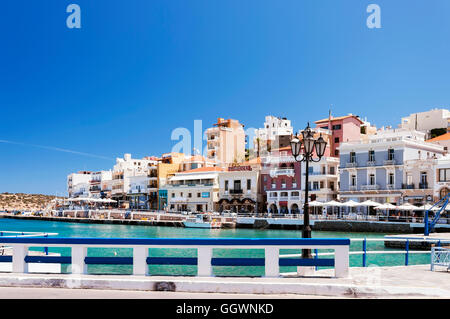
[[374, 203, 397, 210], [417, 204, 438, 211], [396, 203, 417, 211], [359, 200, 381, 206], [342, 200, 360, 207]]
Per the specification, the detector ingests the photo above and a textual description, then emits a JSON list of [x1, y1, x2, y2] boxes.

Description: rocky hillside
[[0, 193, 64, 212]]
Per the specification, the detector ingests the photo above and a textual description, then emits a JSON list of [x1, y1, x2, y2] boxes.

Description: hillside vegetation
[[0, 193, 64, 212]]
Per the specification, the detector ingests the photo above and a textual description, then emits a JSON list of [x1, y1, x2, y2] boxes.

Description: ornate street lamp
[[290, 122, 327, 259]]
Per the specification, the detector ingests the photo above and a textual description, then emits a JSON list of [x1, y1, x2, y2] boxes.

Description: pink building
[[314, 114, 364, 157]]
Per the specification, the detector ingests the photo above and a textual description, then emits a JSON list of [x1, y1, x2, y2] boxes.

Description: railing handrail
[[0, 237, 351, 246]]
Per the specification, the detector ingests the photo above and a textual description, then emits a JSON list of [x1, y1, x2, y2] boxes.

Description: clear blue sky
[[1, 0, 450, 195]]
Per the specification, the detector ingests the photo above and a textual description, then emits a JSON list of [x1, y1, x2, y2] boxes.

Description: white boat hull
[[183, 221, 213, 228]]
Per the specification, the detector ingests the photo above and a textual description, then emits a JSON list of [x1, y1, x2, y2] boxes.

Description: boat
[[183, 214, 221, 229]]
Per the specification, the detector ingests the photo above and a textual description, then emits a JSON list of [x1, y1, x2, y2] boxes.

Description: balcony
[[361, 184, 380, 191], [349, 185, 357, 191], [346, 162, 357, 168], [384, 159, 396, 166], [229, 189, 243, 195], [269, 168, 295, 177], [386, 184, 395, 190], [402, 183, 415, 189], [366, 161, 376, 167], [419, 183, 429, 189]]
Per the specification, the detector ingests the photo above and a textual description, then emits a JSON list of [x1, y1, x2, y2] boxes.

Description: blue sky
[[1, 0, 450, 195]]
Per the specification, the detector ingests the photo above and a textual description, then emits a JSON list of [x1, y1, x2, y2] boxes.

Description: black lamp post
[[290, 122, 327, 259]]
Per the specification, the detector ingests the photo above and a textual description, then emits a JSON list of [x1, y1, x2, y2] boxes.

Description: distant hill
[[0, 193, 65, 212]]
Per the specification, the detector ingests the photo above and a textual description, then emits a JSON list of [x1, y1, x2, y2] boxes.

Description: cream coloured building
[[206, 118, 246, 166], [166, 167, 224, 212]]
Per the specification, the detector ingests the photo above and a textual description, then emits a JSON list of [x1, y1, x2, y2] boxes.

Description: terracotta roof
[[180, 166, 224, 174], [315, 115, 364, 125], [427, 132, 450, 142]]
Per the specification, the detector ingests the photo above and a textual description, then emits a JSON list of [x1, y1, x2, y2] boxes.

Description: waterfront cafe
[[60, 198, 117, 210]]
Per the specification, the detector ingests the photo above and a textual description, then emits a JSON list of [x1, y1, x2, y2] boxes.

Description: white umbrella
[[374, 203, 397, 210], [396, 203, 417, 211], [308, 201, 325, 207], [323, 200, 345, 207], [342, 200, 360, 207], [359, 200, 381, 206]]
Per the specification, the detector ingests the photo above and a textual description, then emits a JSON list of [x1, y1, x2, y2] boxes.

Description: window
[[225, 180, 228, 191], [369, 174, 375, 185], [439, 169, 450, 182], [351, 175, 356, 186], [420, 172, 428, 184], [329, 166, 335, 175], [332, 124, 342, 130], [171, 193, 175, 198], [388, 148, 395, 160], [234, 180, 241, 190], [335, 150, 339, 156], [188, 193, 192, 198], [368, 150, 375, 162], [313, 181, 319, 190], [197, 193, 201, 197], [388, 173, 394, 185], [247, 179, 251, 189], [334, 137, 340, 143], [350, 152, 356, 163]]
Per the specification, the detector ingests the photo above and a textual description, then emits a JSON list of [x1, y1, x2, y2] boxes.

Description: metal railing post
[[363, 238, 367, 267], [314, 249, 318, 271], [405, 240, 409, 266]]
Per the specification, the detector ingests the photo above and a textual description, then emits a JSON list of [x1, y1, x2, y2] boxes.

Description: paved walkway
[[0, 287, 336, 299], [0, 265, 448, 298]]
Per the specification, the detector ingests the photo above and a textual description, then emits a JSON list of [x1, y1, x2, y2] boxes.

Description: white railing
[[0, 238, 351, 278]]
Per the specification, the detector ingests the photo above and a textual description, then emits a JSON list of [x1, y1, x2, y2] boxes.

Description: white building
[[111, 153, 159, 208], [400, 108, 450, 139], [339, 128, 446, 205], [67, 171, 92, 198], [89, 170, 112, 198], [301, 157, 339, 203], [434, 155, 450, 200], [254, 116, 293, 154], [166, 167, 223, 212]]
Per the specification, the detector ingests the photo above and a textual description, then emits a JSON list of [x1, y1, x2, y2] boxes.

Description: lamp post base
[[302, 225, 312, 259]]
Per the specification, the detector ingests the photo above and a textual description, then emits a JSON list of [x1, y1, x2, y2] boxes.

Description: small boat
[[183, 214, 221, 229]]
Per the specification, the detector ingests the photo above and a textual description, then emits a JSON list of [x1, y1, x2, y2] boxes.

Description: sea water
[[0, 218, 430, 276]]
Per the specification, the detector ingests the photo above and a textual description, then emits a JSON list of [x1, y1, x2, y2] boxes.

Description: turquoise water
[[0, 219, 431, 276]]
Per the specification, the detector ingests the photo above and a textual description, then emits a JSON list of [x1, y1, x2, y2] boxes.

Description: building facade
[[217, 164, 262, 214], [262, 147, 302, 214], [253, 116, 293, 156], [166, 167, 223, 212], [206, 118, 246, 166], [339, 129, 446, 205], [315, 114, 364, 157]]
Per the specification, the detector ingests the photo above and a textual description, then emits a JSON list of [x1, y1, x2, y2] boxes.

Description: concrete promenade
[[0, 265, 447, 298]]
